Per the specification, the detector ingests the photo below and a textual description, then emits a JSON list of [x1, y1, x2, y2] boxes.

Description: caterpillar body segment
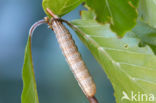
[[51, 19, 96, 98]]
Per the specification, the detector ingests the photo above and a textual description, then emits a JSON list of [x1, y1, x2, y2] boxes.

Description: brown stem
[[29, 19, 46, 37], [88, 96, 99, 103], [46, 8, 59, 19]]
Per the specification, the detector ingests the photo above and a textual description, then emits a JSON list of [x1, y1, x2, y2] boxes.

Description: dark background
[[0, 0, 115, 103]]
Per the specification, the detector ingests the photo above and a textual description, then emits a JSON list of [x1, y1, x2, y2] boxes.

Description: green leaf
[[80, 9, 156, 54], [42, 0, 84, 17], [21, 37, 39, 103], [80, 10, 95, 20], [130, 21, 156, 54], [139, 0, 156, 28], [149, 45, 156, 54], [86, 0, 139, 37], [70, 19, 156, 103], [129, 0, 139, 7], [132, 21, 156, 46]]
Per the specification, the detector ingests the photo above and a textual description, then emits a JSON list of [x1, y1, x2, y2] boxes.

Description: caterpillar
[[28, 8, 98, 103], [46, 8, 98, 103]]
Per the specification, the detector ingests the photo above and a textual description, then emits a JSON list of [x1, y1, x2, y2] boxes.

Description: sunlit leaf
[[80, 9, 156, 53], [70, 19, 156, 103]]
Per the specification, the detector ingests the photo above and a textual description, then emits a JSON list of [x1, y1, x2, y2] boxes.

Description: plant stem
[[29, 19, 46, 37]]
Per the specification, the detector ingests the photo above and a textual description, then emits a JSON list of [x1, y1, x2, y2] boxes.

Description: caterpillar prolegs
[[46, 8, 98, 103]]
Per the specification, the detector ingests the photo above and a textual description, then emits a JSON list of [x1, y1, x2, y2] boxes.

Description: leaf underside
[[21, 37, 39, 103], [71, 19, 156, 103]]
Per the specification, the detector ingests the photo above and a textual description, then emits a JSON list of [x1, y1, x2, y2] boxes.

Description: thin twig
[[46, 8, 59, 19], [29, 19, 46, 37]]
